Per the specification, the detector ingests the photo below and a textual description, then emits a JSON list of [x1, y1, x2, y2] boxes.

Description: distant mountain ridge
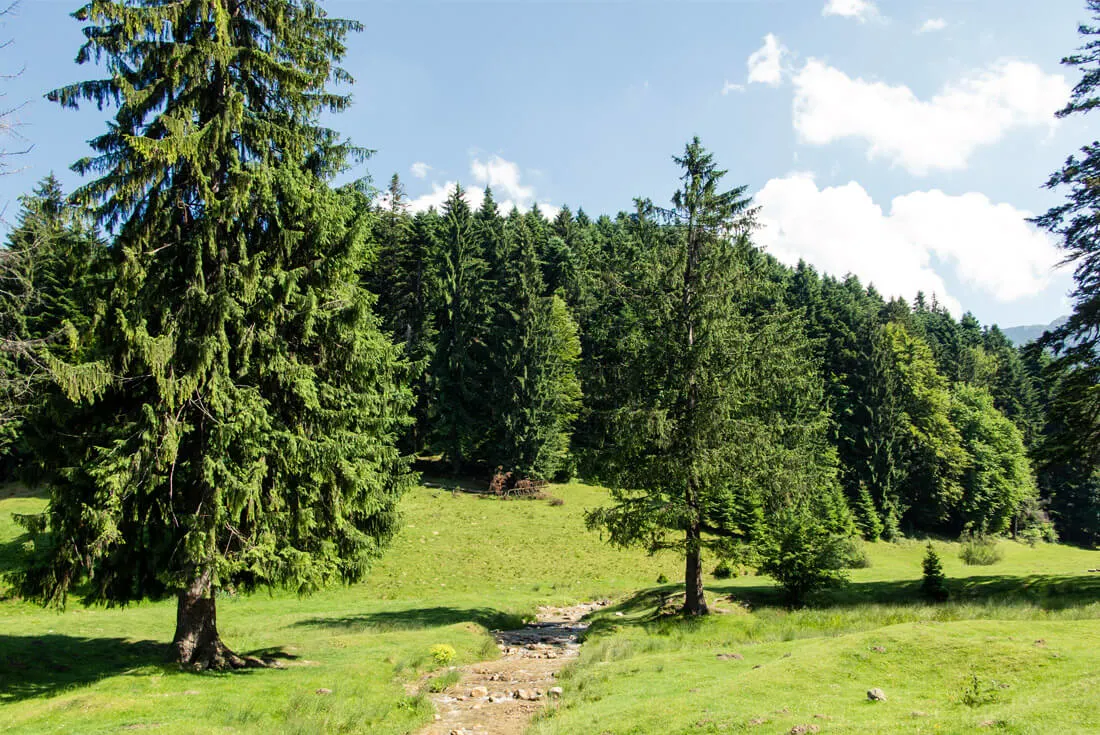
[[1001, 316, 1070, 346]]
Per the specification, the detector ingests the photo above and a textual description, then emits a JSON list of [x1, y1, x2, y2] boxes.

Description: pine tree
[[490, 212, 582, 479], [16, 1, 413, 669], [1026, 0, 1100, 547], [367, 176, 437, 452], [921, 543, 949, 602], [0, 175, 105, 471], [430, 185, 490, 471], [586, 139, 850, 615]]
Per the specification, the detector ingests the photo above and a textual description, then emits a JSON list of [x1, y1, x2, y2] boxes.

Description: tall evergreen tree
[[0, 175, 104, 470], [490, 211, 582, 479], [1027, 0, 1100, 546], [861, 320, 907, 539], [586, 139, 850, 615], [16, 1, 413, 669], [368, 176, 436, 452], [430, 185, 490, 471]]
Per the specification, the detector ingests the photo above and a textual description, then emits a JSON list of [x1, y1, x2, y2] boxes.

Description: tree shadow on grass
[[0, 634, 169, 704], [784, 572, 1100, 610], [0, 634, 288, 704], [292, 606, 525, 633], [587, 573, 1100, 636]]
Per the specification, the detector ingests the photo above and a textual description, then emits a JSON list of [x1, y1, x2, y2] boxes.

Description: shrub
[[1018, 524, 1057, 546], [712, 560, 733, 579], [840, 538, 873, 569], [921, 543, 949, 602], [959, 674, 1001, 707], [1015, 497, 1058, 546], [959, 534, 1003, 566], [429, 644, 456, 666], [656, 573, 669, 584], [757, 508, 850, 607]]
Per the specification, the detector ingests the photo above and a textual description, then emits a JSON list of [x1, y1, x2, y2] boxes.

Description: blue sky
[[0, 0, 1094, 328]]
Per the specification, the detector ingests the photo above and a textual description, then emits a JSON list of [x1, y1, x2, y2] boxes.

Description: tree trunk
[[682, 522, 709, 616], [172, 570, 262, 670]]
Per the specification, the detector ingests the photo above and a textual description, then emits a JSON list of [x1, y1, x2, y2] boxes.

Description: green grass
[[0, 482, 681, 734], [1, 481, 1099, 734], [532, 619, 1100, 734], [527, 538, 1100, 734]]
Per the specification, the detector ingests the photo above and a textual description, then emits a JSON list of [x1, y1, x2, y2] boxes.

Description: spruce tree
[[430, 185, 490, 471], [16, 1, 413, 669], [368, 177, 437, 452], [1027, 0, 1100, 547], [862, 322, 907, 539], [586, 139, 851, 615], [490, 212, 582, 479], [0, 175, 105, 470], [921, 543, 949, 602]]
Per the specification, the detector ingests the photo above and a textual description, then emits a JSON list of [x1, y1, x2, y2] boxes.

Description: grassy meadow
[[2, 481, 1099, 733]]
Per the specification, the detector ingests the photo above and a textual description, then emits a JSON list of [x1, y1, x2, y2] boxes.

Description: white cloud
[[822, 0, 878, 22], [747, 34, 788, 87], [792, 58, 1070, 175], [755, 173, 1062, 313], [722, 81, 745, 95], [471, 155, 537, 208], [400, 156, 558, 220], [891, 190, 1061, 301], [918, 18, 947, 33], [410, 161, 431, 179]]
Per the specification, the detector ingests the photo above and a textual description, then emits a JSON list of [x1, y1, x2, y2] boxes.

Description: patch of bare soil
[[417, 601, 605, 735]]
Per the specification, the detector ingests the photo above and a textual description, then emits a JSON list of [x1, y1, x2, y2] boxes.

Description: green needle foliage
[[1030, 0, 1100, 548], [429, 185, 491, 472], [0, 175, 105, 472], [586, 138, 852, 615], [14, 0, 413, 670], [921, 542, 949, 602], [490, 211, 582, 480]]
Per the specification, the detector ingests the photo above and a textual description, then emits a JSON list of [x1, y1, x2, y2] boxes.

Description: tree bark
[[682, 521, 709, 615], [172, 569, 262, 670]]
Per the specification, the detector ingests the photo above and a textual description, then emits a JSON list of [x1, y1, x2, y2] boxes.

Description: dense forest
[[359, 163, 1095, 548], [1, 0, 1099, 666]]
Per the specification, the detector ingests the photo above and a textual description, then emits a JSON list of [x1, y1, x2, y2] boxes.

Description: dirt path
[[417, 601, 605, 735]]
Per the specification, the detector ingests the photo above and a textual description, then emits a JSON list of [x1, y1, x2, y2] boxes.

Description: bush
[[921, 543, 949, 602], [959, 674, 1001, 707], [959, 534, 1003, 566], [712, 560, 733, 579], [656, 573, 669, 584], [429, 644, 456, 666], [840, 538, 873, 569], [1018, 524, 1057, 546], [757, 508, 850, 607]]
